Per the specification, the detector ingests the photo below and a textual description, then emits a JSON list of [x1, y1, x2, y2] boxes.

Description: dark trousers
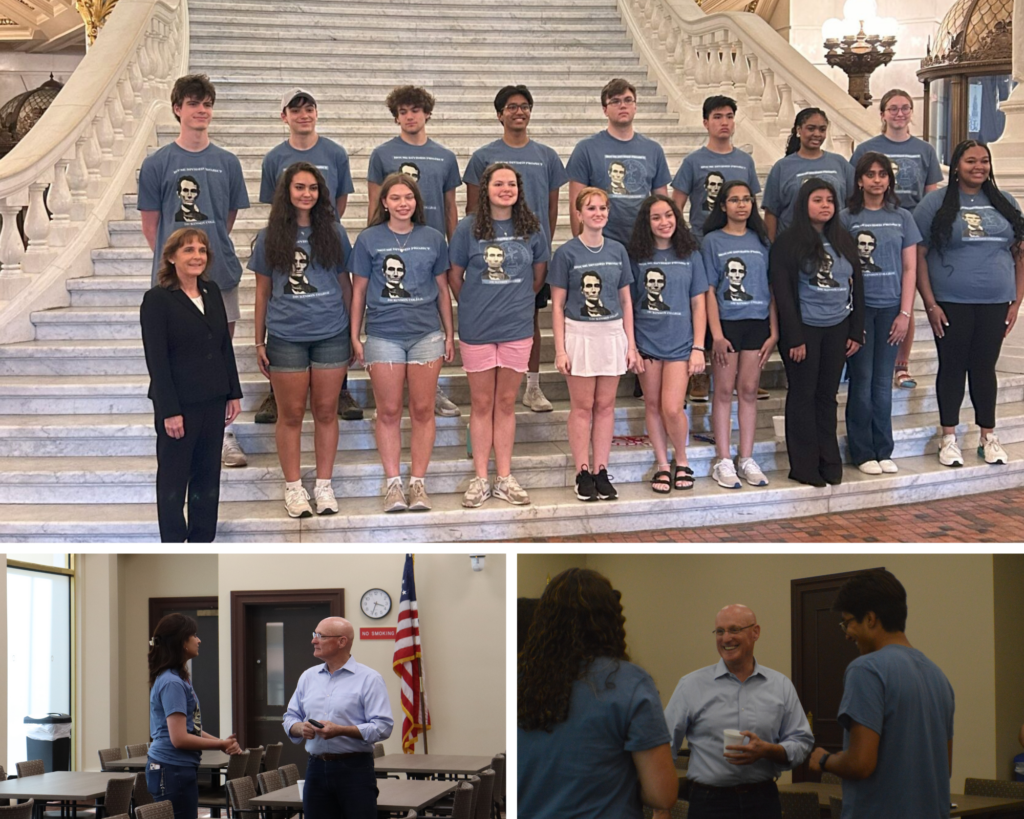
[[303, 754, 378, 819], [146, 761, 199, 819], [155, 398, 226, 543], [934, 301, 1007, 429], [688, 781, 782, 819], [845, 304, 900, 464], [782, 319, 850, 486]]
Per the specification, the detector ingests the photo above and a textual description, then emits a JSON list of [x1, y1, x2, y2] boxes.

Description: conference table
[[778, 782, 1024, 817], [373, 754, 494, 779], [0, 771, 137, 819], [249, 779, 456, 816]]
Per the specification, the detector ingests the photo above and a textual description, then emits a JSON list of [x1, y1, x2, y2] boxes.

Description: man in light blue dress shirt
[[283, 617, 394, 819], [661, 605, 814, 819]]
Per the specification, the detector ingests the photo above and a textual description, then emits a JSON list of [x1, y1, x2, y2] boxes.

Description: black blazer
[[140, 280, 243, 420]]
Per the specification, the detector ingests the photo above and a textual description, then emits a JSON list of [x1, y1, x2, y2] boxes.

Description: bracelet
[[255, 342, 266, 348], [899, 310, 911, 318], [693, 345, 706, 353], [926, 304, 938, 313]]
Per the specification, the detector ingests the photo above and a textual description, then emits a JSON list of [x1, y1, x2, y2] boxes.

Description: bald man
[[283, 617, 394, 819], [660, 605, 813, 819]]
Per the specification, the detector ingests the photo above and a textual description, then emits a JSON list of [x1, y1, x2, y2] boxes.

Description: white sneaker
[[522, 383, 554, 412], [313, 483, 338, 515], [493, 474, 531, 505], [384, 480, 408, 513], [712, 458, 742, 489], [857, 460, 883, 475], [938, 434, 964, 467], [462, 476, 491, 508], [737, 457, 768, 487], [878, 459, 899, 473], [284, 485, 313, 518], [221, 432, 248, 468], [434, 387, 461, 417], [979, 433, 1009, 465]]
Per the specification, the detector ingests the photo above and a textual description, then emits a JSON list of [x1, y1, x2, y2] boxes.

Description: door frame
[[149, 596, 219, 639], [230, 589, 345, 748]]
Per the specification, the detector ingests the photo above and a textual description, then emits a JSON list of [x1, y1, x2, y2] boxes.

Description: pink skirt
[[565, 318, 628, 377]]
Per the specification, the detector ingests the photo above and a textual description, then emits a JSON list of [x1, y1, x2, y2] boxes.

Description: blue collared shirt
[[282, 656, 394, 754], [663, 658, 813, 787]]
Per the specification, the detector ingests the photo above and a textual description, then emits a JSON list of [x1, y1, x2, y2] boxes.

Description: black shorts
[[720, 318, 771, 351], [535, 282, 551, 310]]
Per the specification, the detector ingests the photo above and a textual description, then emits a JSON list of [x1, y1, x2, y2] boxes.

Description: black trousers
[[155, 398, 226, 542], [781, 319, 850, 486], [688, 781, 782, 819], [934, 301, 1007, 429]]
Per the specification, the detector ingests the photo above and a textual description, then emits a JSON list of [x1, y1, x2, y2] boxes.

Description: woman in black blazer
[[141, 228, 243, 542]]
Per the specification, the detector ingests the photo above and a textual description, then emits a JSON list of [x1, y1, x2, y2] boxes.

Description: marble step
[[189, 118, 690, 136], [190, 31, 631, 47], [188, 7, 623, 23], [209, 88, 665, 107], [2, 440, 1022, 542], [197, 71, 662, 91], [189, 0, 622, 8], [191, 44, 641, 61], [204, 111, 674, 124], [192, 56, 643, 75]]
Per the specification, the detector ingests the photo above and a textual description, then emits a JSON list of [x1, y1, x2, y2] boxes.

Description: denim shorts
[[364, 331, 444, 368], [266, 330, 351, 372]]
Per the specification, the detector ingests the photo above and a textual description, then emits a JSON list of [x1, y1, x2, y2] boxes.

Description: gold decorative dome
[[0, 73, 64, 158], [918, 0, 1012, 79]]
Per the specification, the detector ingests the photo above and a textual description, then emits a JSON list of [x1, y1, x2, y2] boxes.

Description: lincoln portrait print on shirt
[[174, 175, 210, 223], [722, 257, 754, 301], [702, 171, 726, 212], [640, 267, 671, 311], [608, 161, 629, 195], [382, 254, 413, 299], [816, 252, 842, 288], [581, 271, 613, 318], [483, 244, 509, 281], [962, 210, 988, 238], [856, 231, 883, 272], [285, 248, 318, 295], [400, 162, 420, 182]]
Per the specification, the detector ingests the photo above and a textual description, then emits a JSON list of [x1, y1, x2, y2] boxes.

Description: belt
[[309, 752, 372, 761], [691, 779, 777, 795]]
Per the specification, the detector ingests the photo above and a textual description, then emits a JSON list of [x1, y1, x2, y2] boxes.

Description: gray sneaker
[[221, 432, 248, 468], [522, 384, 554, 412], [493, 474, 531, 505], [435, 387, 461, 417], [384, 481, 408, 513], [407, 481, 432, 511], [462, 476, 491, 508]]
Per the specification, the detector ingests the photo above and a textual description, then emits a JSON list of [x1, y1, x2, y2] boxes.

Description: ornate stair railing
[[0, 0, 188, 343], [618, 0, 878, 164]]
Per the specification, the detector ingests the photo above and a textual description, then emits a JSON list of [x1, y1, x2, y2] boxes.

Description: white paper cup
[[296, 780, 305, 800], [772, 415, 785, 438], [724, 728, 747, 754]]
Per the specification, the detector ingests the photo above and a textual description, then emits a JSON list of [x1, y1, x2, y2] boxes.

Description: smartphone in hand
[[308, 719, 325, 729]]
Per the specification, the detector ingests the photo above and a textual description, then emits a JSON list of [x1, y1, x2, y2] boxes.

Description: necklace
[[580, 234, 605, 254], [388, 224, 414, 252]]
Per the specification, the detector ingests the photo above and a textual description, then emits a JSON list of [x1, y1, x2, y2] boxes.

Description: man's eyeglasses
[[606, 97, 636, 107], [885, 105, 912, 115], [712, 624, 756, 637], [838, 616, 856, 634], [312, 632, 343, 640], [504, 103, 533, 113]]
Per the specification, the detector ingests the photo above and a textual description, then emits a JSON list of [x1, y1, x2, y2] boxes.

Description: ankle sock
[[285, 480, 302, 491], [410, 476, 425, 486], [315, 478, 332, 491], [527, 372, 540, 390], [387, 476, 402, 488]]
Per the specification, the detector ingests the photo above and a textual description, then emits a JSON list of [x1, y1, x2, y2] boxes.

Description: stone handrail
[[619, 0, 880, 164], [0, 0, 188, 332]]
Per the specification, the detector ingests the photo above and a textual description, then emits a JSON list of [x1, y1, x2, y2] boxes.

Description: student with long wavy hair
[[449, 162, 549, 508], [701, 180, 777, 489], [518, 568, 677, 819], [771, 178, 864, 487], [840, 152, 921, 474], [147, 613, 242, 819], [627, 194, 707, 494], [913, 139, 1024, 467], [350, 172, 453, 513], [250, 162, 352, 519]]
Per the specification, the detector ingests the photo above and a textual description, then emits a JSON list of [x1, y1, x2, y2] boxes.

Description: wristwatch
[[819, 752, 831, 772]]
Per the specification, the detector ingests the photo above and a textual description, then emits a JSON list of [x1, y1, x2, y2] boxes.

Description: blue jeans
[[304, 754, 378, 819], [688, 781, 782, 819], [146, 760, 198, 819], [845, 304, 900, 464]]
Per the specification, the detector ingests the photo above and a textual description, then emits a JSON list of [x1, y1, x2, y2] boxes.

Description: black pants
[[155, 398, 226, 542], [934, 301, 1007, 429], [781, 319, 850, 486], [688, 781, 782, 819]]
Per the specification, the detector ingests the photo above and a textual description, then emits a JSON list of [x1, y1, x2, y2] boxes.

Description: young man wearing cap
[[463, 85, 568, 413], [367, 85, 462, 417], [138, 73, 251, 467], [254, 89, 362, 423]]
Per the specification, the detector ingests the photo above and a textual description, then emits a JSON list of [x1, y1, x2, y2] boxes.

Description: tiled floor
[[530, 487, 1024, 543]]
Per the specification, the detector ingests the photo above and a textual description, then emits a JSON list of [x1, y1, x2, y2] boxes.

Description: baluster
[[96, 109, 116, 177], [635, 0, 648, 26], [83, 122, 103, 199], [157, 22, 171, 79], [666, 20, 678, 55], [137, 35, 152, 83], [649, 4, 661, 38], [129, 59, 145, 108], [777, 83, 795, 130], [712, 42, 728, 86], [746, 53, 764, 102], [832, 133, 853, 158], [731, 42, 747, 87], [694, 43, 708, 87], [761, 68, 780, 117], [658, 11, 672, 50], [118, 77, 137, 138], [47, 159, 73, 248], [23, 181, 53, 275], [644, 0, 657, 28], [68, 136, 89, 222], [0, 198, 26, 280], [680, 33, 695, 86]]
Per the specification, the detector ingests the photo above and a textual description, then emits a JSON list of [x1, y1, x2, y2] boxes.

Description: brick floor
[[529, 488, 1024, 543]]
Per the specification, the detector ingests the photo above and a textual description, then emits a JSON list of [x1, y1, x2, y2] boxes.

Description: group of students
[[139, 71, 1024, 540]]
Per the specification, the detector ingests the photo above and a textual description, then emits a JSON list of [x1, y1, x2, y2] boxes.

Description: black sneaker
[[575, 467, 598, 502], [594, 466, 618, 500]]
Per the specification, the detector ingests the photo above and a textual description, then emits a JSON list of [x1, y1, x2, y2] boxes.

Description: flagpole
[[415, 552, 430, 754]]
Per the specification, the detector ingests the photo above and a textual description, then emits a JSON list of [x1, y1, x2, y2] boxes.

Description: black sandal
[[674, 464, 695, 490], [651, 469, 672, 494]]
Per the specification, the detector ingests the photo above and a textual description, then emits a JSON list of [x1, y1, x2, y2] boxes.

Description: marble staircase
[[0, 0, 1021, 541]]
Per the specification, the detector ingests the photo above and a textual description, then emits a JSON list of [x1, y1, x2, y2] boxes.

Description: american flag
[[392, 554, 430, 753]]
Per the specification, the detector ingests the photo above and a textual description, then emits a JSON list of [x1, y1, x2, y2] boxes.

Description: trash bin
[[24, 714, 72, 772], [1014, 752, 1024, 783]]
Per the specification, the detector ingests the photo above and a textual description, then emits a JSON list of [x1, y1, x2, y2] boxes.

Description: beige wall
[[215, 553, 505, 757], [518, 553, 1019, 789], [993, 554, 1024, 779], [516, 553, 587, 597]]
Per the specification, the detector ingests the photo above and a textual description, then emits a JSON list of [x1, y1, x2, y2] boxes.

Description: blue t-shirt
[[797, 241, 854, 327], [149, 669, 202, 768], [518, 658, 671, 819], [630, 248, 708, 361], [671, 146, 761, 237], [700, 229, 772, 321], [463, 139, 568, 242], [851, 135, 943, 213], [248, 224, 352, 342], [762, 152, 856, 235], [566, 130, 672, 244], [449, 216, 550, 345], [838, 645, 954, 819], [138, 142, 249, 290], [839, 206, 921, 308], [259, 136, 355, 206], [367, 137, 461, 236], [549, 237, 633, 322], [350, 223, 449, 341], [913, 188, 1022, 305]]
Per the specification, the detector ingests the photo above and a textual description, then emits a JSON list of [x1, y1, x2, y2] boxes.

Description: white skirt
[[565, 318, 628, 377]]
